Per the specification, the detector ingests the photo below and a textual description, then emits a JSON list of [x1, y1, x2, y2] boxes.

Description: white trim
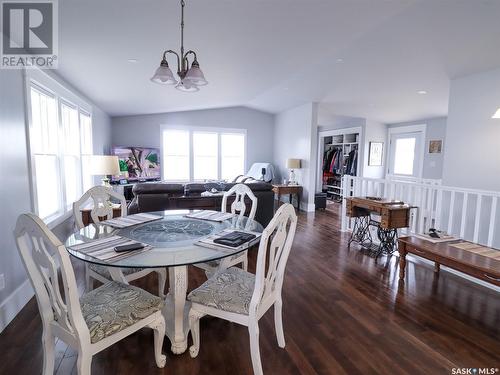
[[387, 124, 427, 179], [301, 202, 316, 212], [24, 68, 94, 221], [0, 279, 34, 333], [25, 69, 92, 113]]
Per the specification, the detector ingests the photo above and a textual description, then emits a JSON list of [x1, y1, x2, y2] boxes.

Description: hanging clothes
[[326, 147, 342, 174], [345, 149, 358, 175], [322, 148, 335, 172]]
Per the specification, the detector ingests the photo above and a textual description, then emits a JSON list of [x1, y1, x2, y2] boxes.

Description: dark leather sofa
[[128, 182, 275, 226]]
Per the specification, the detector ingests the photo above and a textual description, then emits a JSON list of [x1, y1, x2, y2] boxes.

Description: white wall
[[111, 106, 275, 171], [363, 120, 387, 179], [388, 117, 447, 180], [0, 69, 111, 331], [443, 68, 500, 191], [273, 103, 318, 211]]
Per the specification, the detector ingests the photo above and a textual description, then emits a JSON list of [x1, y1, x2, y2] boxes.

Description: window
[[163, 130, 190, 181], [388, 128, 425, 178], [162, 127, 246, 182], [221, 133, 245, 181], [27, 73, 93, 221], [193, 132, 218, 180]]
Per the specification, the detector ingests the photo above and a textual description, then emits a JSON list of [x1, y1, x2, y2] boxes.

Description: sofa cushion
[[223, 182, 272, 192], [133, 183, 184, 195], [184, 183, 207, 195]]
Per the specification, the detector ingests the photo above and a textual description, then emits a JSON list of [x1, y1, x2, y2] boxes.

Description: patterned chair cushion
[[80, 281, 164, 344], [89, 263, 145, 279], [187, 267, 255, 315]]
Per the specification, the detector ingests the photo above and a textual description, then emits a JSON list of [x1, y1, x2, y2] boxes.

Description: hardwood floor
[[1, 207, 499, 374]]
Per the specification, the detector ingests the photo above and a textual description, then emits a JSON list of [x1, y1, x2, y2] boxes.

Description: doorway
[[387, 125, 426, 179]]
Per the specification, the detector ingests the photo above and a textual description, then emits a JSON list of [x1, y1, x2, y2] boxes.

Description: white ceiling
[[57, 0, 500, 123]]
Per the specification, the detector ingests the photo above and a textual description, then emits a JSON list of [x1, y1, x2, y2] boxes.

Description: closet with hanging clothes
[[319, 130, 360, 202]]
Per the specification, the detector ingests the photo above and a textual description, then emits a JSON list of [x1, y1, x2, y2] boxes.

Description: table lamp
[[90, 155, 120, 187], [286, 158, 301, 185]]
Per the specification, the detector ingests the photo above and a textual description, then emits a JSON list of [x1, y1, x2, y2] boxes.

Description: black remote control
[[114, 243, 144, 252]]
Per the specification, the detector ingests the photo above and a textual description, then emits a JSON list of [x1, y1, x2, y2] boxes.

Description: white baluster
[[487, 196, 498, 247], [460, 193, 469, 239], [448, 191, 456, 235], [473, 194, 483, 243]]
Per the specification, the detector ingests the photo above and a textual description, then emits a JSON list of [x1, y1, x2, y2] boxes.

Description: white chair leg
[[248, 320, 263, 375], [42, 331, 55, 375], [148, 317, 167, 368], [188, 310, 203, 358], [274, 298, 285, 348], [76, 349, 92, 375], [157, 268, 167, 298], [85, 265, 93, 291]]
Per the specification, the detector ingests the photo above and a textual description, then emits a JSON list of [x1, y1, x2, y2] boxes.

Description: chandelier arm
[[183, 50, 197, 62], [164, 50, 181, 73]]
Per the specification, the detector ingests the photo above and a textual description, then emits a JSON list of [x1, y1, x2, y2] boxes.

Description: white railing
[[341, 176, 500, 249]]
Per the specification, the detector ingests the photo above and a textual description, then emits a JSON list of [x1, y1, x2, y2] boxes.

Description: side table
[[272, 184, 302, 211]]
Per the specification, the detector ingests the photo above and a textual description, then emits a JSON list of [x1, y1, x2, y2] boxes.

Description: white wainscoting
[[0, 279, 34, 332]]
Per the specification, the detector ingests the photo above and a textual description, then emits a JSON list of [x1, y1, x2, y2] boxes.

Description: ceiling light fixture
[[417, 90, 427, 95], [492, 108, 500, 119], [150, 0, 207, 92], [127, 59, 138, 63]]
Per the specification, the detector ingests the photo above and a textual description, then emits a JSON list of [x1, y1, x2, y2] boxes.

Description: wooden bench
[[398, 236, 500, 286]]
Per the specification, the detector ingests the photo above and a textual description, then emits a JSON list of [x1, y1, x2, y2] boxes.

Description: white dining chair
[[195, 183, 258, 274], [14, 213, 167, 375], [73, 186, 167, 296], [187, 203, 298, 375]]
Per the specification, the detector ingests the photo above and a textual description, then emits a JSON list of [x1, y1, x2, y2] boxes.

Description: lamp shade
[[286, 158, 301, 169], [492, 108, 500, 119], [175, 80, 200, 92], [150, 61, 177, 85], [90, 155, 120, 176], [184, 61, 208, 86]]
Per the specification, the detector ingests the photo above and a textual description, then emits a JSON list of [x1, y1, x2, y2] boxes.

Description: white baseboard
[[0, 279, 34, 332], [300, 202, 315, 212]]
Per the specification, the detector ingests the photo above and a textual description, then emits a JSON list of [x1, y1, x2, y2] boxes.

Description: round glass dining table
[[65, 210, 264, 354]]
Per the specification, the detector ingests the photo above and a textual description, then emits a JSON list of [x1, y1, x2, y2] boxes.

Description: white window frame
[[160, 125, 247, 182], [387, 124, 426, 179], [24, 69, 93, 224]]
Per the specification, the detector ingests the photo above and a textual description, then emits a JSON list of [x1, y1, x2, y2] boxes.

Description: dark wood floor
[[1, 206, 499, 375]]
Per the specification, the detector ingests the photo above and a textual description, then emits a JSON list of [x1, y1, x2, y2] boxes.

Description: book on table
[[195, 229, 261, 251]]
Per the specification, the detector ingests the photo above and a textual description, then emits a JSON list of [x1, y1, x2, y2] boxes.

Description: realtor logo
[[1, 0, 58, 68]]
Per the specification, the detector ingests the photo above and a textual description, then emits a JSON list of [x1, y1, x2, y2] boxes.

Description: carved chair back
[[249, 203, 297, 316], [73, 186, 127, 229], [221, 184, 258, 221], [14, 213, 90, 343]]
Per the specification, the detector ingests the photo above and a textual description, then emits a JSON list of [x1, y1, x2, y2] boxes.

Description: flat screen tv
[[111, 146, 161, 182]]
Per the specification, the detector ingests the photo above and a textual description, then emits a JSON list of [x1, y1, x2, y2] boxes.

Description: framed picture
[[368, 142, 384, 166], [429, 140, 443, 154]]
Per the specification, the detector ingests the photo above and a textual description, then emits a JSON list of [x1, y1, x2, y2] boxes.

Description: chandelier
[[151, 0, 207, 92]]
